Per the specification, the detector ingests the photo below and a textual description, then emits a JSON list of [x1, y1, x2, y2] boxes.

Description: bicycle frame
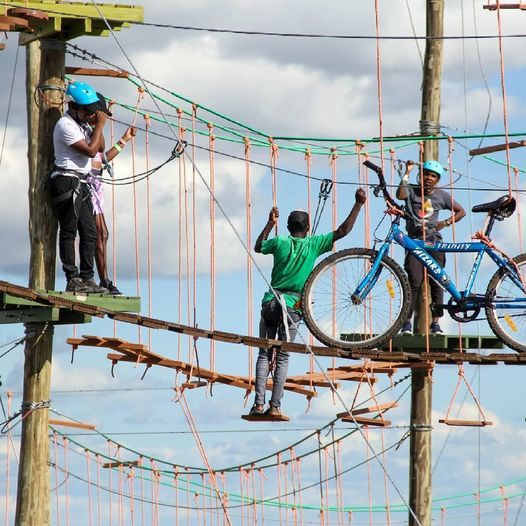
[[353, 219, 526, 310]]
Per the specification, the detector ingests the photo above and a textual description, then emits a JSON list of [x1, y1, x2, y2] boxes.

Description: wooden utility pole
[[409, 1, 444, 525], [3, 2, 143, 523], [14, 37, 63, 526]]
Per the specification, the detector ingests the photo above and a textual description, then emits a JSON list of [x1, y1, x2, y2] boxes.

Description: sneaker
[[100, 279, 122, 295], [249, 404, 265, 416], [400, 321, 413, 335], [65, 277, 90, 293], [430, 322, 443, 334], [82, 278, 109, 294], [265, 406, 281, 417]]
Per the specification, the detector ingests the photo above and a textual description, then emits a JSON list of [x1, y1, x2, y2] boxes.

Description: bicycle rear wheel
[[486, 252, 526, 353], [301, 248, 411, 349]]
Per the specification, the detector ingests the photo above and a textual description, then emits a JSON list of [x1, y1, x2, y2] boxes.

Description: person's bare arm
[[70, 111, 107, 158], [436, 201, 466, 231], [255, 207, 278, 253], [106, 126, 137, 162], [396, 160, 414, 200], [333, 188, 366, 242]]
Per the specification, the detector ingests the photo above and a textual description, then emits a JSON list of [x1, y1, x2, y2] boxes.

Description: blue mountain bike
[[302, 160, 526, 352]]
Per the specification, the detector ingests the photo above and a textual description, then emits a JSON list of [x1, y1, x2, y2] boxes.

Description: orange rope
[[330, 147, 338, 392], [127, 467, 135, 526], [109, 103, 117, 337], [144, 114, 153, 352], [95, 454, 102, 526], [374, 0, 385, 171], [4, 392, 11, 526], [494, 1, 513, 193], [173, 470, 179, 526], [244, 137, 254, 400], [107, 442, 114, 524], [418, 143, 431, 346], [365, 427, 373, 526], [443, 365, 489, 423], [85, 450, 93, 526], [176, 110, 185, 365], [513, 167, 524, 254], [447, 137, 463, 353], [277, 452, 283, 525], [151, 460, 161, 526], [324, 447, 330, 525], [139, 456, 145, 525], [440, 507, 446, 526], [500, 485, 509, 525], [269, 137, 279, 234], [117, 461, 124, 526], [283, 461, 289, 525], [208, 123, 216, 373], [259, 468, 266, 525], [63, 437, 70, 526], [178, 391, 232, 525]]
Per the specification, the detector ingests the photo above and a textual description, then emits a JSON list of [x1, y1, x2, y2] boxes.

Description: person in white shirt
[[50, 81, 111, 294]]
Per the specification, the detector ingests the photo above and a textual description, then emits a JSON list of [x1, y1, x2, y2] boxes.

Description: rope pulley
[[311, 178, 333, 235]]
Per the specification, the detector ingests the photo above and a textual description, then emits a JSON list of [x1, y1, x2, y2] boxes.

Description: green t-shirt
[[261, 232, 334, 309]]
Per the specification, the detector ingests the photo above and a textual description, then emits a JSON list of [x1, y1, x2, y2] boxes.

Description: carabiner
[[319, 178, 333, 198]]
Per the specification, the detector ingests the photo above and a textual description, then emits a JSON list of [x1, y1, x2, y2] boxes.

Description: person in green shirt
[[251, 188, 366, 417]]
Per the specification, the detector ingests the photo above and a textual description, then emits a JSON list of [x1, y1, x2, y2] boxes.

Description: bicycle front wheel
[[302, 248, 411, 349], [486, 252, 526, 353]]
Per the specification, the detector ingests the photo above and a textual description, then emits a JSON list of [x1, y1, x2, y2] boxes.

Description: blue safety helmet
[[422, 160, 444, 179], [66, 81, 99, 106]]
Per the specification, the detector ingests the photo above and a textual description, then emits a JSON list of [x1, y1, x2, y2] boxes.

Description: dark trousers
[[50, 175, 97, 281], [404, 249, 446, 320]]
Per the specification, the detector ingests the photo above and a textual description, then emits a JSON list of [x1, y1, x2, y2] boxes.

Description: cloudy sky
[[1, 1, 526, 524]]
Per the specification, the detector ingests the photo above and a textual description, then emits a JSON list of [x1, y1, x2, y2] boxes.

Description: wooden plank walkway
[[0, 280, 523, 366]]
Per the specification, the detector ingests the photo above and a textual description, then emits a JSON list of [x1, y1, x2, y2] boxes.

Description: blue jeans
[[254, 300, 301, 409]]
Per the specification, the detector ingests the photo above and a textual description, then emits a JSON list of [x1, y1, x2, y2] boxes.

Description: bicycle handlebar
[[363, 160, 405, 214]]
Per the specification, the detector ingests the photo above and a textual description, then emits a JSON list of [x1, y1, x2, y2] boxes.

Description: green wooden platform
[[382, 333, 504, 352], [0, 290, 140, 325]]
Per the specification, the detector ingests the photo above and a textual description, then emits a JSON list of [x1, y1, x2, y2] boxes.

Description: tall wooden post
[[15, 38, 64, 526], [409, 1, 444, 525]]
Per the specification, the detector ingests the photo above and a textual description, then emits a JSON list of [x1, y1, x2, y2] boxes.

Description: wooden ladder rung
[[181, 381, 207, 390], [242, 413, 290, 422], [102, 460, 139, 469], [439, 419, 493, 427], [339, 415, 391, 427], [49, 419, 95, 430]]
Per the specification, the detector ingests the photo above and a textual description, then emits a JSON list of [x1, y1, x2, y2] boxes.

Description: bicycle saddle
[[471, 195, 516, 220]]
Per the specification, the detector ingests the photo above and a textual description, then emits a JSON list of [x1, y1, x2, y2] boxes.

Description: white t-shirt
[[53, 112, 91, 173]]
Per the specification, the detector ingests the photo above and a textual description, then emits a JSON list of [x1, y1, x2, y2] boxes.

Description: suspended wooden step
[[0, 290, 140, 325], [242, 412, 290, 422], [65, 66, 130, 78], [0, 44, 5, 51], [338, 415, 391, 427], [49, 419, 96, 431], [181, 380, 207, 390], [469, 140, 526, 156], [438, 419, 493, 427], [6, 8, 49, 29], [483, 3, 526, 9], [102, 460, 139, 469], [67, 335, 318, 399], [0, 15, 29, 30], [336, 401, 398, 427]]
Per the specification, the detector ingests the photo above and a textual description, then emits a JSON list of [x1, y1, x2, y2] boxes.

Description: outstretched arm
[[333, 188, 366, 242], [396, 160, 414, 200], [255, 207, 279, 253], [105, 126, 137, 162]]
